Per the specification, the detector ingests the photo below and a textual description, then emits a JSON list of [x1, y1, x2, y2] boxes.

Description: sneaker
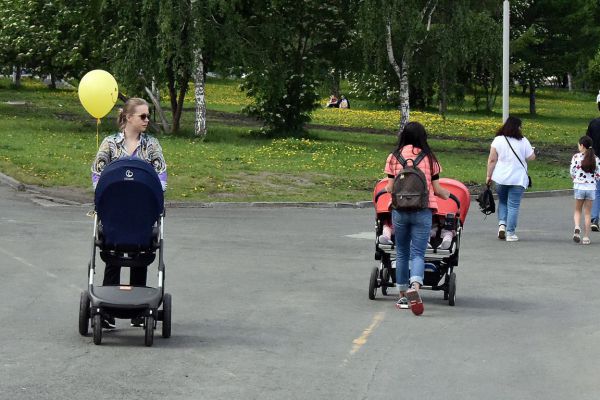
[[498, 224, 506, 240], [440, 236, 452, 250], [406, 288, 424, 316], [102, 316, 116, 329], [131, 317, 144, 327], [573, 227, 581, 243], [583, 237, 591, 245], [395, 297, 409, 310], [592, 220, 599, 232], [378, 235, 393, 245], [506, 234, 519, 242]]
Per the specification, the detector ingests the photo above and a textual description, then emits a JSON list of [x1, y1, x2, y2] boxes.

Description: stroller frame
[[368, 178, 470, 306], [78, 158, 172, 346]]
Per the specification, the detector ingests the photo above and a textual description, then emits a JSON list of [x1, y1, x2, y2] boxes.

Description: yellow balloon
[[78, 70, 119, 119]]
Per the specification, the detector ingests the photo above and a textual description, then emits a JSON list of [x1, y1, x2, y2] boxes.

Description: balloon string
[[96, 118, 100, 148]]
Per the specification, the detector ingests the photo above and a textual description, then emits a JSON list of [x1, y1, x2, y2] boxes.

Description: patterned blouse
[[570, 152, 600, 187], [91, 132, 167, 191]]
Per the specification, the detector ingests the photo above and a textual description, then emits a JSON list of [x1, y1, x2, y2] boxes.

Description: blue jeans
[[496, 184, 525, 235], [592, 181, 600, 222], [392, 208, 432, 292]]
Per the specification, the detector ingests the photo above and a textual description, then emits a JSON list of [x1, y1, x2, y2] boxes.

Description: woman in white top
[[486, 117, 535, 242]]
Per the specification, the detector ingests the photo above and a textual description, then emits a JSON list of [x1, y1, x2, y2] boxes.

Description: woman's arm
[[432, 179, 450, 200], [385, 176, 393, 193], [91, 138, 111, 189], [147, 138, 168, 191], [486, 146, 498, 185]]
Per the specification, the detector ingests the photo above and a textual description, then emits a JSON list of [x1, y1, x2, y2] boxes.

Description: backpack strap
[[393, 150, 426, 168], [392, 150, 407, 167]]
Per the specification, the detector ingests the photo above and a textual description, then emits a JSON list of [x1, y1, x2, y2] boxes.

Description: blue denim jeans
[[592, 180, 600, 222], [392, 208, 432, 292], [496, 184, 525, 235]]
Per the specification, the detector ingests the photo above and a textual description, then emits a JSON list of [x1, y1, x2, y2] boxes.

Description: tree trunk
[[49, 73, 57, 89], [144, 86, 170, 133], [529, 79, 536, 115], [567, 72, 573, 91], [386, 20, 410, 133], [171, 73, 190, 134], [329, 69, 341, 98], [399, 59, 410, 132], [438, 72, 447, 118], [193, 48, 207, 139], [12, 66, 21, 88]]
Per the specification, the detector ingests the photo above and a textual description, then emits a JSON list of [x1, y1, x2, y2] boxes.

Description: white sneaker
[[498, 224, 506, 240], [506, 234, 519, 242], [440, 237, 451, 249], [378, 235, 393, 245]]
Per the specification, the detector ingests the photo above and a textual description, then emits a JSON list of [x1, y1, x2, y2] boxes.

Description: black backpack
[[476, 184, 495, 215], [391, 151, 429, 211]]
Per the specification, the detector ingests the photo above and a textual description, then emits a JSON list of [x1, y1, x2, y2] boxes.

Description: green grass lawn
[[0, 77, 588, 202]]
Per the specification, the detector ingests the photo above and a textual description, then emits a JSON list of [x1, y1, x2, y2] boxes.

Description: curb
[[0, 171, 573, 209]]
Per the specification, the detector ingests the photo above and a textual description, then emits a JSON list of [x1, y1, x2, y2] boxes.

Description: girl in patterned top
[[570, 136, 600, 244]]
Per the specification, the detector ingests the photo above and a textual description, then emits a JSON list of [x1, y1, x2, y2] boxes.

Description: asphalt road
[[1, 183, 599, 400]]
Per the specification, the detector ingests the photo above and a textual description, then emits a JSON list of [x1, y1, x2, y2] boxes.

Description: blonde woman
[[91, 98, 167, 327]]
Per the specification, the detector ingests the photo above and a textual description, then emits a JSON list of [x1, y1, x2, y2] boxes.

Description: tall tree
[[361, 0, 438, 132], [235, 0, 349, 136]]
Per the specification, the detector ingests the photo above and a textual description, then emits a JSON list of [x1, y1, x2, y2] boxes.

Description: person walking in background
[[486, 116, 535, 242], [586, 110, 600, 231], [384, 122, 450, 315], [570, 136, 600, 245]]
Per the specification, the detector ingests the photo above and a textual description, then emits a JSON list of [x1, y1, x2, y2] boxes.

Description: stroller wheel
[[162, 293, 172, 339], [93, 314, 102, 345], [448, 272, 456, 306], [144, 316, 155, 347], [78, 291, 91, 336], [381, 267, 390, 296], [368, 266, 378, 300]]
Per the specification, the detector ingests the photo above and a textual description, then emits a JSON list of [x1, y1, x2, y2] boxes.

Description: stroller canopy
[[95, 158, 164, 249]]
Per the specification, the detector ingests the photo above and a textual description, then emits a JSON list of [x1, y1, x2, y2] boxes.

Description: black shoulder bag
[[504, 136, 532, 188]]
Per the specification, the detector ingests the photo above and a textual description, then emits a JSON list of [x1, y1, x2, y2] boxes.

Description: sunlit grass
[[0, 77, 583, 201]]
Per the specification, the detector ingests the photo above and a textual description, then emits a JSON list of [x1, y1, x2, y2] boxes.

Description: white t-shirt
[[491, 135, 534, 188]]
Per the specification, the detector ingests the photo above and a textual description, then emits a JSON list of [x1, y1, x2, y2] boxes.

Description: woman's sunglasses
[[135, 113, 151, 121]]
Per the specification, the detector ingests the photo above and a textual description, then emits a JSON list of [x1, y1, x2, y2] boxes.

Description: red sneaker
[[406, 288, 424, 316]]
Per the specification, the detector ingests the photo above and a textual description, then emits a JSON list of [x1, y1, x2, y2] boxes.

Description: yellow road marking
[[350, 311, 385, 355]]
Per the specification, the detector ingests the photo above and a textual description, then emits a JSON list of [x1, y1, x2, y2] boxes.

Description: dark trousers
[[102, 264, 148, 286]]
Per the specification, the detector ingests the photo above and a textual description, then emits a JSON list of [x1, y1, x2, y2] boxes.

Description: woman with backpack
[[384, 122, 450, 315], [486, 116, 535, 242]]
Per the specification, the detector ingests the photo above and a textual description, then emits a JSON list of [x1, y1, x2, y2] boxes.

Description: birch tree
[[363, 0, 437, 133]]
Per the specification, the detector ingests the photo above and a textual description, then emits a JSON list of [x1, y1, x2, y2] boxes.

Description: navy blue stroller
[[78, 158, 171, 346]]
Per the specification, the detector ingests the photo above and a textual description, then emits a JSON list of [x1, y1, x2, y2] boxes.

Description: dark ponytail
[[580, 136, 596, 174]]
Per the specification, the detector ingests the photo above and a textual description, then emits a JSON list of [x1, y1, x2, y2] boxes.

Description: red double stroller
[[368, 178, 470, 306]]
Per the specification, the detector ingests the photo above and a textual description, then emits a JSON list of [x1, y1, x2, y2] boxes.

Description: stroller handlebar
[[374, 189, 388, 204], [448, 193, 460, 209]]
